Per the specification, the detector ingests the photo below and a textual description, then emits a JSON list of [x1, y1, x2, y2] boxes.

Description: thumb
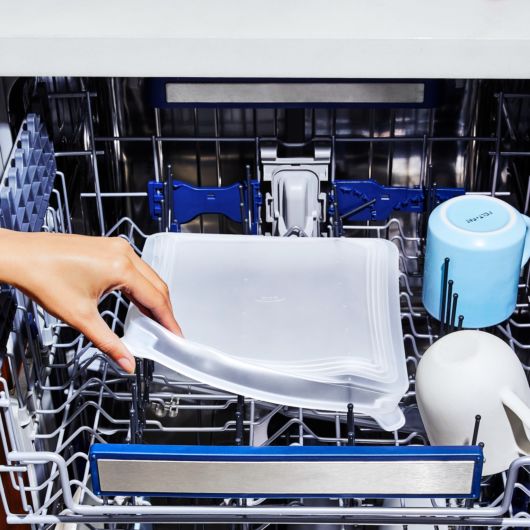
[[79, 311, 136, 374]]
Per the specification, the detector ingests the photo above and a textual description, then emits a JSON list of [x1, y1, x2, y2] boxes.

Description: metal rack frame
[[1, 84, 530, 527]]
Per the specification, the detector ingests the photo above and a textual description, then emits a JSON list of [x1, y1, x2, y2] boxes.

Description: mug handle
[[502, 388, 530, 428], [501, 390, 530, 458], [521, 215, 530, 268]]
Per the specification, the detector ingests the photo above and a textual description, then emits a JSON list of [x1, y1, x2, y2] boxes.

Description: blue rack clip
[[90, 443, 483, 499], [148, 179, 262, 234], [0, 114, 56, 233], [333, 180, 464, 222]]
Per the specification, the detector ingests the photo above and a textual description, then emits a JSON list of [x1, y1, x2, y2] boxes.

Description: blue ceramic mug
[[423, 195, 530, 328]]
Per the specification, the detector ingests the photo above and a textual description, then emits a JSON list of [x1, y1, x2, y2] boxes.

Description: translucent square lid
[[122, 233, 408, 430]]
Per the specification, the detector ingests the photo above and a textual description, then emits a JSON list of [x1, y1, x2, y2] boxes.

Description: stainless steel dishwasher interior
[[1, 77, 530, 528]]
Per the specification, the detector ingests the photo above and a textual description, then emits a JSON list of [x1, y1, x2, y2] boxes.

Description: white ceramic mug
[[416, 330, 530, 476]]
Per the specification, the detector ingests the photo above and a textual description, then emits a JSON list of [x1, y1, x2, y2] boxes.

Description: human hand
[[0, 229, 181, 373]]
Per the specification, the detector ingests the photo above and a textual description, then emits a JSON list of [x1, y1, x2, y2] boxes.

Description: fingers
[[128, 249, 168, 293], [112, 238, 183, 337], [121, 264, 183, 337], [117, 237, 169, 295], [77, 310, 136, 374]]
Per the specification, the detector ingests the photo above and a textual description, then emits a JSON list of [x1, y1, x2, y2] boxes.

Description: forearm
[[0, 228, 29, 287]]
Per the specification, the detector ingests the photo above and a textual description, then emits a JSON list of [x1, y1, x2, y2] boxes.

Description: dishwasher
[[2, 6, 530, 529]]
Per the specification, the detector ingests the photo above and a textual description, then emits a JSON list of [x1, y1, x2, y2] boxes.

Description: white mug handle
[[501, 388, 530, 428], [521, 215, 530, 268]]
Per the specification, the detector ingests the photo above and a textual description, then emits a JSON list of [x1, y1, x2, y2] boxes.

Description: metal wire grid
[[48, 83, 528, 238], [0, 86, 530, 527]]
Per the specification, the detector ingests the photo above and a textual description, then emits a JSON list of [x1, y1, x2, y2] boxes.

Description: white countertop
[[1, 0, 529, 78]]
